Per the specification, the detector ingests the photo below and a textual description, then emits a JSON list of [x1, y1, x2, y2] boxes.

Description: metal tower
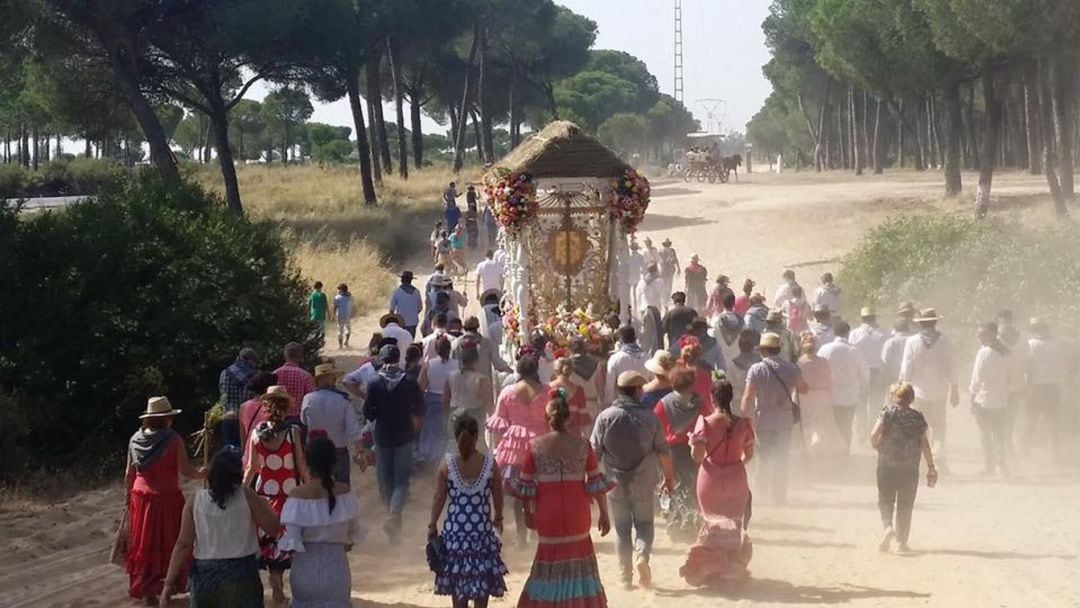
[[674, 0, 684, 104], [696, 98, 727, 133]]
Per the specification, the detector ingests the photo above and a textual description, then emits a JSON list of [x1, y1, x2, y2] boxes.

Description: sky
[[248, 0, 774, 136]]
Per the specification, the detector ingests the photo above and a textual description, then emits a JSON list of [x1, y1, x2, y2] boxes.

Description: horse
[[721, 154, 743, 182]]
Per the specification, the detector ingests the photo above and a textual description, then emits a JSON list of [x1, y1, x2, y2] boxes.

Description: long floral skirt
[[518, 536, 607, 608]]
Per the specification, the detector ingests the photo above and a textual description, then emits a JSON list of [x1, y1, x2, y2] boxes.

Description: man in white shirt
[[881, 316, 915, 386], [772, 269, 798, 310], [812, 272, 842, 315], [636, 264, 667, 354], [969, 322, 1012, 475], [642, 237, 660, 267], [657, 238, 680, 312], [606, 326, 652, 405], [379, 313, 415, 348], [899, 308, 958, 466], [818, 321, 869, 453], [1024, 317, 1063, 460], [850, 306, 889, 439], [474, 249, 504, 299], [809, 305, 836, 347], [422, 312, 450, 360]]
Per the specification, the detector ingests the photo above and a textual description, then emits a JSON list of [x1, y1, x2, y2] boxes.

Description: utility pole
[[697, 98, 727, 133], [674, 0, 684, 104]]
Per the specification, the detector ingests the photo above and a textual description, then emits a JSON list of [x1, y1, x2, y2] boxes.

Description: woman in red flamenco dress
[[124, 397, 204, 604]]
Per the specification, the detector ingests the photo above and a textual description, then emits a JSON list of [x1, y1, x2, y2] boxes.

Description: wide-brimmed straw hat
[[662, 238, 672, 247], [140, 396, 182, 419], [266, 385, 290, 398], [897, 301, 917, 316], [759, 333, 781, 350], [617, 371, 647, 388], [644, 350, 676, 375], [380, 312, 405, 328], [431, 274, 453, 288], [1029, 317, 1049, 331], [861, 306, 877, 317], [314, 363, 340, 380], [914, 308, 941, 323]]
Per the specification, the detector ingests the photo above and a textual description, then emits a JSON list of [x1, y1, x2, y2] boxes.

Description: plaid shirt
[[219, 361, 256, 413], [273, 362, 316, 416]]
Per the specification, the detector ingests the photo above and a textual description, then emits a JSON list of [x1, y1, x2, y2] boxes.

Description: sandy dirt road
[[2, 170, 1078, 608]]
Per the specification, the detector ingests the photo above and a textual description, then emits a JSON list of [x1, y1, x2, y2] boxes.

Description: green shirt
[[309, 290, 328, 321]]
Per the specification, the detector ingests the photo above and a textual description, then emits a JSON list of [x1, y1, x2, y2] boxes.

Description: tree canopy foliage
[[749, 0, 1079, 217]]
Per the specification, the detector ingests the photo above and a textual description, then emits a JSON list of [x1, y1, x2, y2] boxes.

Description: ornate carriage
[[483, 121, 651, 349]]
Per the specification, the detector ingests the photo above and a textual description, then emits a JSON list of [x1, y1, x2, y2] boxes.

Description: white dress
[[280, 492, 364, 607]]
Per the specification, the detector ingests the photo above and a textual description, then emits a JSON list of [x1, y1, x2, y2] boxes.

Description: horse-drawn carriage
[[681, 132, 743, 184], [683, 150, 725, 183]]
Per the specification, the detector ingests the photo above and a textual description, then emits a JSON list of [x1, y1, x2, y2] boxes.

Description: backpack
[[788, 302, 807, 333]]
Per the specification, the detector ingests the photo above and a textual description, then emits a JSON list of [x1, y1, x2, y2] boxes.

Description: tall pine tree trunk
[[385, 41, 408, 180], [366, 93, 382, 183], [1022, 63, 1041, 174], [850, 87, 863, 175], [1037, 53, 1068, 218], [409, 93, 424, 168], [872, 97, 883, 174], [346, 71, 378, 205], [452, 26, 480, 173], [365, 52, 392, 175], [1050, 52, 1075, 202], [943, 81, 963, 197], [508, 72, 520, 148], [975, 65, 1001, 218], [208, 100, 243, 215]]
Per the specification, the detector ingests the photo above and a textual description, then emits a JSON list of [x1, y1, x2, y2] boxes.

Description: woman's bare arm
[[870, 419, 885, 449], [176, 437, 205, 480], [243, 485, 280, 536], [293, 427, 310, 482], [490, 461, 504, 534]]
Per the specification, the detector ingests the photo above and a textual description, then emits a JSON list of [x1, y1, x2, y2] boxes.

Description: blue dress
[[435, 453, 508, 600]]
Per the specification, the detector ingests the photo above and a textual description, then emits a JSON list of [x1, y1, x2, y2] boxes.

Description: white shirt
[[849, 323, 888, 370], [969, 345, 1011, 410], [642, 246, 660, 267], [636, 276, 667, 314], [881, 331, 913, 383], [625, 251, 644, 283], [493, 248, 510, 270], [811, 322, 836, 349], [605, 345, 651, 405], [193, 489, 259, 560], [424, 358, 458, 394], [422, 328, 448, 361], [812, 285, 842, 314], [899, 332, 954, 402], [475, 259, 504, 294], [381, 322, 414, 348], [772, 281, 795, 309], [1027, 336, 1064, 386], [818, 338, 869, 406]]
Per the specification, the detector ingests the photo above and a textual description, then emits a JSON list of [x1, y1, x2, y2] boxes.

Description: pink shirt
[[273, 363, 315, 416]]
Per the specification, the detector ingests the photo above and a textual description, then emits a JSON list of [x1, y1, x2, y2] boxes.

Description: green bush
[[838, 215, 1080, 337], [0, 159, 128, 198], [0, 174, 322, 481]]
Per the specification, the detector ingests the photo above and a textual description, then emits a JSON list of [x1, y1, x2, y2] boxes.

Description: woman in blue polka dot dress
[[428, 415, 509, 607]]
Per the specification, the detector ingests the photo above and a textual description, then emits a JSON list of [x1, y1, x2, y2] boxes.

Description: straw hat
[[860, 306, 877, 318], [380, 312, 405, 328], [662, 238, 672, 247], [897, 301, 917, 316], [759, 333, 781, 350], [617, 371, 647, 388], [314, 363, 340, 380], [266, 385, 290, 398], [431, 274, 453, 288], [1029, 316, 1049, 332], [644, 350, 676, 375], [140, 396, 182, 419], [914, 308, 941, 323]]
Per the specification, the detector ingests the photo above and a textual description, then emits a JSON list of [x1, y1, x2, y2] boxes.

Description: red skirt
[[127, 488, 187, 599], [518, 536, 607, 608]]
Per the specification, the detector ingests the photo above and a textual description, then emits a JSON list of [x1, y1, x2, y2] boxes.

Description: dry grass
[[188, 163, 481, 317]]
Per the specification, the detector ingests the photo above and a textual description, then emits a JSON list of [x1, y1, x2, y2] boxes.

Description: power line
[[696, 98, 727, 133]]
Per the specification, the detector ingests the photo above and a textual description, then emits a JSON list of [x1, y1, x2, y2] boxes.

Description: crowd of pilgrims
[[121, 233, 1069, 607]]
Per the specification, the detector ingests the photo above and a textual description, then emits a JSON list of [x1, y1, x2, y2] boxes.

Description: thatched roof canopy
[[487, 121, 632, 179]]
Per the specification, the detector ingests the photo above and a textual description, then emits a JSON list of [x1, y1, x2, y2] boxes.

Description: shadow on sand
[[654, 579, 932, 604], [908, 548, 1076, 561], [639, 212, 718, 231]]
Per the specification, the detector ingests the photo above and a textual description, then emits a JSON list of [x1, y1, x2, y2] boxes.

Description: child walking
[[428, 416, 508, 607], [333, 284, 353, 349]]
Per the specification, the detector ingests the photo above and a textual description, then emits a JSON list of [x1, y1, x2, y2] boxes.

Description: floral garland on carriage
[[483, 168, 538, 235], [607, 168, 651, 233], [503, 303, 613, 356]]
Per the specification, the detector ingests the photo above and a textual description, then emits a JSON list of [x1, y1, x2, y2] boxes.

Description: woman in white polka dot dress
[[243, 392, 308, 603]]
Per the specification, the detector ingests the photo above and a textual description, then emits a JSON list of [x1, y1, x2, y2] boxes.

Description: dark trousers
[[220, 417, 241, 448], [877, 464, 919, 544], [833, 405, 856, 453], [973, 407, 1008, 472]]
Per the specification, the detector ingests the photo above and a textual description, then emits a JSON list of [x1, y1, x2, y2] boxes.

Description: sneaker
[[636, 560, 652, 588], [878, 527, 896, 553]]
